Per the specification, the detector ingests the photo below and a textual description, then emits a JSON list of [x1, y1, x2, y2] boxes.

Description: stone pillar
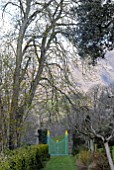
[[47, 130, 50, 155], [65, 130, 68, 155]]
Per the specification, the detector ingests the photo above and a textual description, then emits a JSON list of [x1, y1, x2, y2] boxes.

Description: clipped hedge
[[0, 144, 48, 170]]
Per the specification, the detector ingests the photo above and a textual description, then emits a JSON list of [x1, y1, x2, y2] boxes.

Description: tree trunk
[[90, 139, 94, 152], [9, 112, 15, 150], [104, 142, 114, 170]]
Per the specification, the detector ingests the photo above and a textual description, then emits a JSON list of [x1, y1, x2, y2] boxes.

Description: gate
[[47, 130, 68, 156]]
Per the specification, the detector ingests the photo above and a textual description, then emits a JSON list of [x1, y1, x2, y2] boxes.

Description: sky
[[0, 9, 13, 39]]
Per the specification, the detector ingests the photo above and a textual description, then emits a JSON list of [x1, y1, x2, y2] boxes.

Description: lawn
[[43, 156, 78, 170]]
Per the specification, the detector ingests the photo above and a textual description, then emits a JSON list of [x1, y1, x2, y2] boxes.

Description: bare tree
[[66, 85, 114, 170], [1, 0, 75, 149]]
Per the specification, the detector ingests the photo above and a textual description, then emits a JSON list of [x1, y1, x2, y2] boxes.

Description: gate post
[[65, 130, 68, 155], [47, 130, 50, 155]]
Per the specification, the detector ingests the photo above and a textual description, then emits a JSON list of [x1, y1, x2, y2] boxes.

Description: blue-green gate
[[47, 130, 68, 156]]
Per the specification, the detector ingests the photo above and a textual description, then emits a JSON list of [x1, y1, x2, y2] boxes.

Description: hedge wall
[[0, 144, 48, 170]]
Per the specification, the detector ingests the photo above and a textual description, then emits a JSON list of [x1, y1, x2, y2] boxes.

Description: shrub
[[76, 150, 92, 169], [93, 151, 110, 170], [76, 150, 110, 170], [0, 144, 48, 170]]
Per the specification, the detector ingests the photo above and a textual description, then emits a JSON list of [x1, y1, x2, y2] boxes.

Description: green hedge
[[112, 146, 114, 161], [0, 144, 48, 170]]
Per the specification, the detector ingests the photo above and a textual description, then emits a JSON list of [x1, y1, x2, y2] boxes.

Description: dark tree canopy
[[65, 0, 114, 64]]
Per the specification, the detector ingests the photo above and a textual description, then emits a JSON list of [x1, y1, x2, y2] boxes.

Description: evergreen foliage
[[65, 0, 114, 64], [0, 144, 48, 170], [38, 129, 47, 144]]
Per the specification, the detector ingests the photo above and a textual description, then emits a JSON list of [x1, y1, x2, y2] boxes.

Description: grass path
[[43, 156, 78, 170]]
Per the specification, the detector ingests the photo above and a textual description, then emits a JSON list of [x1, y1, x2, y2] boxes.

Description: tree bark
[[104, 142, 114, 170]]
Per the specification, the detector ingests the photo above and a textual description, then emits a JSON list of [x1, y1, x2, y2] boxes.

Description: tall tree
[[1, 0, 73, 149]]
